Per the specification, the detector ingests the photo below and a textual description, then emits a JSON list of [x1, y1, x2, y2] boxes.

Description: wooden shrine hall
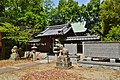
[[28, 21, 100, 54]]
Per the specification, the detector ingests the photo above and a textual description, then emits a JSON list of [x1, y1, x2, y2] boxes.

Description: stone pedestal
[[9, 53, 20, 60], [56, 56, 72, 69]]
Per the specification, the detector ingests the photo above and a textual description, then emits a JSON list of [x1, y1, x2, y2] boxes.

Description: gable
[[71, 21, 87, 33]]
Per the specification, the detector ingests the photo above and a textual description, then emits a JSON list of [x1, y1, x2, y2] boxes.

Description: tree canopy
[[0, 0, 48, 46], [99, 0, 120, 37], [0, 0, 120, 49]]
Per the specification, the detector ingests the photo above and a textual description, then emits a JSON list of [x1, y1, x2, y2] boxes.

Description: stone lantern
[[31, 44, 37, 61]]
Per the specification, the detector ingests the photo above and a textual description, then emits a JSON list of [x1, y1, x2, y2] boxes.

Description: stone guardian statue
[[53, 39, 72, 68], [9, 45, 20, 60]]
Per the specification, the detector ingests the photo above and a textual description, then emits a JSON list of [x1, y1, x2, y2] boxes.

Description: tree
[[0, 22, 32, 46], [0, 0, 5, 17], [42, 0, 55, 15], [49, 0, 81, 25], [2, 0, 48, 38], [104, 25, 120, 41], [48, 8, 59, 25], [79, 4, 88, 21], [18, 0, 48, 36], [0, 0, 49, 53], [99, 0, 120, 36], [86, 0, 100, 30]]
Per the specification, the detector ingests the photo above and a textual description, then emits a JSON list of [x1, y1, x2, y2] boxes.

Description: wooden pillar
[[0, 32, 2, 48], [0, 32, 3, 59]]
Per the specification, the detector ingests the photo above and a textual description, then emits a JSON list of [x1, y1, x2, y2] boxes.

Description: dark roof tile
[[36, 24, 71, 37]]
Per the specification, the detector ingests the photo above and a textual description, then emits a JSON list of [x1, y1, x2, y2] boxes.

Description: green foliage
[[0, 22, 32, 45], [41, 0, 55, 25], [0, 0, 5, 17], [17, 0, 48, 26], [42, 0, 55, 14], [87, 0, 100, 17], [86, 0, 100, 30], [0, 0, 48, 48], [104, 25, 120, 41], [79, 4, 88, 20], [99, 0, 120, 36], [49, 0, 81, 25]]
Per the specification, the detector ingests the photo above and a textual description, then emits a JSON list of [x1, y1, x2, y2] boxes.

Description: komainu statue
[[9, 45, 20, 60], [53, 39, 72, 68]]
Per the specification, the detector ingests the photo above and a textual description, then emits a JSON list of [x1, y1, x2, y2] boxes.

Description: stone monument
[[53, 39, 72, 69], [9, 45, 20, 60]]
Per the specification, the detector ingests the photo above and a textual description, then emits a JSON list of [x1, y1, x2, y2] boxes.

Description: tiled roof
[[28, 38, 41, 43], [63, 36, 100, 41], [36, 24, 71, 37], [35, 21, 88, 37]]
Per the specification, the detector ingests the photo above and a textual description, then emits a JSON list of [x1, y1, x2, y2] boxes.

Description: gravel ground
[[0, 61, 120, 80], [0, 60, 31, 68]]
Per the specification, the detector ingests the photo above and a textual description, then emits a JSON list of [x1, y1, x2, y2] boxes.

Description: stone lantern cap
[[55, 39, 59, 42], [31, 45, 37, 49]]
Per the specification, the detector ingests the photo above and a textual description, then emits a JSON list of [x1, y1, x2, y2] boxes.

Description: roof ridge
[[47, 24, 68, 28]]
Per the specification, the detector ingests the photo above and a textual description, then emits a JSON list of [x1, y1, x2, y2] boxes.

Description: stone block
[[110, 59, 116, 63]]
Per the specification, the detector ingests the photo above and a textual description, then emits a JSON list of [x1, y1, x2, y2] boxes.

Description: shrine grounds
[[0, 60, 120, 80]]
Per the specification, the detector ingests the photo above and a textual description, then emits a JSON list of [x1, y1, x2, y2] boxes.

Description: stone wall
[[83, 41, 120, 58], [64, 44, 77, 54]]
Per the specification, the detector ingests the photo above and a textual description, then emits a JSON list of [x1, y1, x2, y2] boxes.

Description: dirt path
[[0, 62, 120, 80], [0, 60, 51, 74], [0, 60, 31, 68]]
